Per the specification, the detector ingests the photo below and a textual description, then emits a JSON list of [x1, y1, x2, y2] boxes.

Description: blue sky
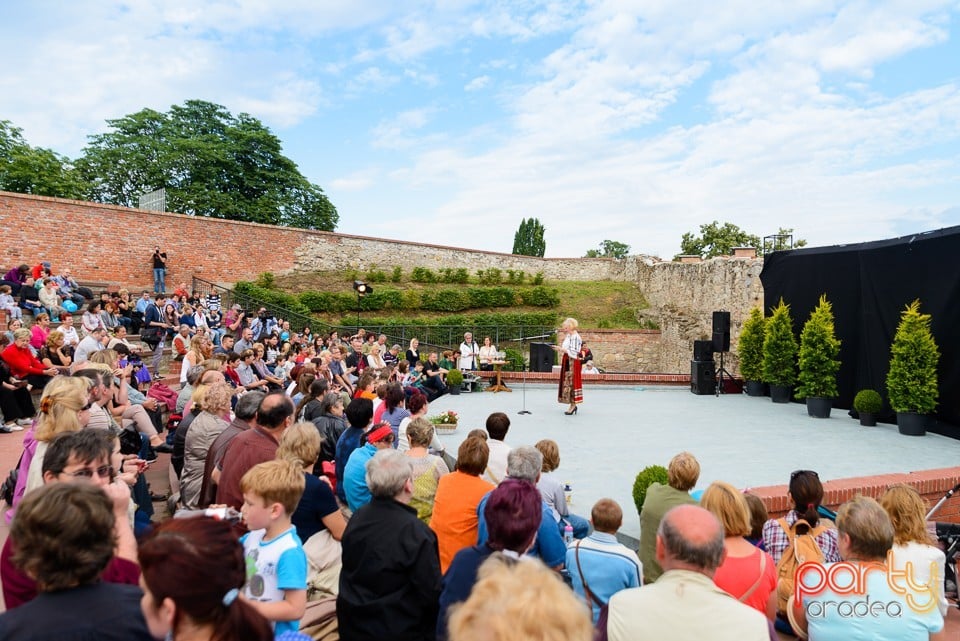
[[1, 1, 959, 259]]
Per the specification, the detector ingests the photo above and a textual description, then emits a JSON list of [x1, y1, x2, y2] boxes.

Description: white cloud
[[464, 75, 491, 91]]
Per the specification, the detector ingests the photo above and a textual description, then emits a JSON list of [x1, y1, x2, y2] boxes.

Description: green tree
[[0, 121, 87, 199], [76, 100, 338, 230], [678, 221, 761, 259], [796, 295, 841, 399], [512, 217, 546, 257], [762, 298, 797, 387], [763, 228, 808, 254], [585, 239, 631, 258], [886, 300, 940, 414], [737, 307, 766, 382]]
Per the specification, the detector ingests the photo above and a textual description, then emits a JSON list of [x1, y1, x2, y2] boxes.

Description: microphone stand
[[509, 332, 553, 416]]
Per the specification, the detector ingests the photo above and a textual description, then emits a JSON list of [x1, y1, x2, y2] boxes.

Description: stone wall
[[579, 329, 666, 372], [0, 192, 763, 375]]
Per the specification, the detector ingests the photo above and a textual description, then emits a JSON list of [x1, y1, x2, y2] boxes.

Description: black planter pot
[[896, 412, 928, 436], [858, 412, 877, 427], [769, 384, 792, 403], [448, 384, 461, 396], [745, 380, 766, 397], [806, 397, 832, 418]]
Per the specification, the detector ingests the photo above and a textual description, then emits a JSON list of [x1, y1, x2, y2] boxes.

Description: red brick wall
[[751, 467, 960, 524], [0, 192, 306, 290]]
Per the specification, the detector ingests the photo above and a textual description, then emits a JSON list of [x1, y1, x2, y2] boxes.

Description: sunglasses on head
[[790, 470, 818, 481]]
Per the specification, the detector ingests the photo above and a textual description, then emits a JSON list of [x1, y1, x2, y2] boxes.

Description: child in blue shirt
[[239, 459, 308, 636]]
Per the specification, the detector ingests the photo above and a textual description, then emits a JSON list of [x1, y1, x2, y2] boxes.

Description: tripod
[[715, 350, 734, 397]]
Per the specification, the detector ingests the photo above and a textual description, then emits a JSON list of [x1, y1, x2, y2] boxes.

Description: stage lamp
[[353, 280, 372, 297]]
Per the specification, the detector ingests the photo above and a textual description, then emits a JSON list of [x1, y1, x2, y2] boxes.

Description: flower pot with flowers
[[428, 410, 459, 434]]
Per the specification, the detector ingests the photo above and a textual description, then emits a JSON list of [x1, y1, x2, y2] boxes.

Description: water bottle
[[563, 523, 574, 545], [564, 482, 573, 505], [174, 506, 242, 523]]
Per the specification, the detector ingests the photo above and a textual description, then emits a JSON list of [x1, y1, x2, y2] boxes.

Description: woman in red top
[[700, 480, 777, 619], [1, 328, 58, 389]]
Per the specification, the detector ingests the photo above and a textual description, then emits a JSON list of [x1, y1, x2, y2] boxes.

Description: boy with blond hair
[[239, 459, 308, 635]]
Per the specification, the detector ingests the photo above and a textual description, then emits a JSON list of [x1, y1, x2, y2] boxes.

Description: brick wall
[[750, 467, 960, 524]]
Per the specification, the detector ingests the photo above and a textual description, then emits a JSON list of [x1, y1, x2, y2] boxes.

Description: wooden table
[[486, 361, 511, 392]]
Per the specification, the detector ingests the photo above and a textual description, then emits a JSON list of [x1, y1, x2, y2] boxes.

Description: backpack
[[775, 517, 826, 613]]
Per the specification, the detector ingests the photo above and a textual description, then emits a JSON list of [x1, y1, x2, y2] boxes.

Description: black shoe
[[144, 450, 159, 464], [153, 443, 174, 454]]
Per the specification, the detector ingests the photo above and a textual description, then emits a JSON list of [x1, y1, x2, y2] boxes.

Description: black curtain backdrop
[[760, 226, 960, 439]]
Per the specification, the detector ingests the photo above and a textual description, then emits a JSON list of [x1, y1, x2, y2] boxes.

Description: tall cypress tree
[[512, 217, 546, 257]]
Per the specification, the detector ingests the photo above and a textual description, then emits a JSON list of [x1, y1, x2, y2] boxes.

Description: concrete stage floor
[[429, 384, 960, 540]]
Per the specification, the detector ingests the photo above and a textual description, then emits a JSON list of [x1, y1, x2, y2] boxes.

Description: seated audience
[[431, 436, 495, 573], [438, 478, 543, 640], [481, 411, 512, 485], [308, 391, 348, 473], [179, 382, 232, 509], [0, 352, 35, 432], [566, 498, 642, 623], [761, 469, 839, 565], [743, 492, 769, 550], [338, 449, 442, 641], [639, 451, 700, 583], [535, 438, 590, 539], [602, 505, 771, 641], [333, 397, 373, 505], [404, 417, 450, 524], [0, 483, 152, 640], [699, 481, 777, 618], [342, 421, 396, 511], [138, 517, 273, 641], [449, 555, 593, 641], [29, 312, 52, 350]]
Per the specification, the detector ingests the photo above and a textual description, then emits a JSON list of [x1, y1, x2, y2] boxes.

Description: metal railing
[[191, 277, 556, 364]]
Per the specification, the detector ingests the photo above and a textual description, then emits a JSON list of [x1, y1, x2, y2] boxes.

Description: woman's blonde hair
[[89, 349, 119, 367], [534, 439, 560, 473], [13, 328, 30, 342], [880, 484, 935, 546], [202, 383, 232, 415], [448, 556, 592, 641], [405, 417, 435, 448], [562, 317, 579, 331], [700, 481, 751, 538], [35, 376, 88, 442], [44, 330, 64, 350], [277, 421, 321, 468]]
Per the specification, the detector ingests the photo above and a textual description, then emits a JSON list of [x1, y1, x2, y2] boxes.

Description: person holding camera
[[151, 247, 167, 294]]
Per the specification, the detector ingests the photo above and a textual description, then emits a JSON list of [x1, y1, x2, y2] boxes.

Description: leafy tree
[[796, 294, 841, 399], [886, 299, 939, 414], [762, 298, 797, 387], [737, 307, 766, 382], [512, 217, 546, 257], [76, 100, 338, 230], [0, 121, 87, 199], [678, 221, 761, 259], [677, 221, 807, 259], [585, 239, 631, 258]]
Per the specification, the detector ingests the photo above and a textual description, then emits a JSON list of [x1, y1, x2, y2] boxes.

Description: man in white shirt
[[481, 412, 512, 485], [59, 313, 80, 352], [74, 327, 108, 368]]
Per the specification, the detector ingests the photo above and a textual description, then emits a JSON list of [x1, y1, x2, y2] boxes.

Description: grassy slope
[[272, 271, 648, 329]]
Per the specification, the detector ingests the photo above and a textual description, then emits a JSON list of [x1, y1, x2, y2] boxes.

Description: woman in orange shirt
[[429, 436, 495, 573]]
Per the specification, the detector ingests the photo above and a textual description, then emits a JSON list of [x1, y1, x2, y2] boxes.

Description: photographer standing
[[151, 246, 167, 294]]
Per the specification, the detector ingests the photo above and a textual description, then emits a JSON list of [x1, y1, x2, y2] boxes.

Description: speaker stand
[[715, 351, 733, 397], [518, 335, 531, 414]]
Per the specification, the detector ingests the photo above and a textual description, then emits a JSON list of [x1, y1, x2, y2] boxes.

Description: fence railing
[[191, 277, 557, 365]]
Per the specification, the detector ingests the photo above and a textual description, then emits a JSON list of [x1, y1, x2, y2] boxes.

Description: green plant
[[390, 266, 403, 283], [254, 271, 276, 289], [519, 286, 560, 307], [531, 271, 545, 285], [796, 295, 841, 399], [762, 298, 797, 387], [364, 266, 388, 283], [853, 389, 883, 414], [886, 299, 940, 414], [737, 307, 766, 381], [411, 267, 437, 283], [477, 268, 502, 286], [503, 348, 525, 371], [506, 269, 526, 284], [428, 410, 459, 425], [632, 465, 669, 516], [445, 368, 464, 386]]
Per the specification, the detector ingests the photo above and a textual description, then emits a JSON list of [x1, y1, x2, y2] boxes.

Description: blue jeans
[[153, 268, 166, 294]]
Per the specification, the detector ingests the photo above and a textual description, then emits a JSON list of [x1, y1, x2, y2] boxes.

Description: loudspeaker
[[530, 342, 554, 372], [693, 340, 714, 362], [712, 311, 731, 353], [691, 360, 716, 395]]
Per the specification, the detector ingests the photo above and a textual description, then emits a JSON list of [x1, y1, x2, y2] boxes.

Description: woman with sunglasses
[[761, 469, 840, 565]]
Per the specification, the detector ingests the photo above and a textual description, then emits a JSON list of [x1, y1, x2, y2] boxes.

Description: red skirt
[[558, 353, 583, 404]]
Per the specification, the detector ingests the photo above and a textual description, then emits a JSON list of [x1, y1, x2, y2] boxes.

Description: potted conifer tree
[[796, 295, 841, 418], [446, 368, 464, 395], [762, 298, 797, 403], [738, 307, 766, 396], [886, 300, 939, 436]]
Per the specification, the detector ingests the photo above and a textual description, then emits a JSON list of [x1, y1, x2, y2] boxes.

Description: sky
[[1, 1, 959, 259]]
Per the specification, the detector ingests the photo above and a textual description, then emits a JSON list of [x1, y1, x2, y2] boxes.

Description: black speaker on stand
[[693, 339, 714, 362], [712, 311, 731, 352], [529, 342, 555, 373]]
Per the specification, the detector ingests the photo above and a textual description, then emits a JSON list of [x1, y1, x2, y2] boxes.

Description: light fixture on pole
[[353, 280, 372, 331]]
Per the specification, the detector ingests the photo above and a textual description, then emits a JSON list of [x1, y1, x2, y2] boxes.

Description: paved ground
[[428, 384, 960, 539]]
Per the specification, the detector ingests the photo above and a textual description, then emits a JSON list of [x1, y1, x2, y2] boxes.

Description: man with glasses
[[0, 430, 141, 609]]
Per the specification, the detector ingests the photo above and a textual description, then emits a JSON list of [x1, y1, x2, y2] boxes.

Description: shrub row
[[293, 285, 560, 314]]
